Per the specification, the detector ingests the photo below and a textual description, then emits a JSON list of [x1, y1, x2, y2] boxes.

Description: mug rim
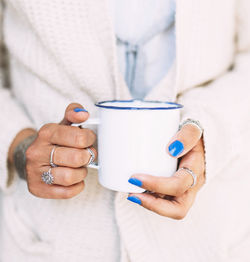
[[95, 99, 183, 110]]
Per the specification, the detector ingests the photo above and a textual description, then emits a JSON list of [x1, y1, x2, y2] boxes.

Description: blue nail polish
[[128, 177, 143, 187], [127, 196, 142, 205], [74, 108, 88, 113], [168, 140, 184, 157]]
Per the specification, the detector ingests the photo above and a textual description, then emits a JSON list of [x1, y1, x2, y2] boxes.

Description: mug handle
[[71, 118, 100, 169]]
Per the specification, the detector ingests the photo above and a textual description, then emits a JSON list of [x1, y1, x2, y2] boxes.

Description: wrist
[[13, 134, 37, 180], [8, 128, 37, 164]]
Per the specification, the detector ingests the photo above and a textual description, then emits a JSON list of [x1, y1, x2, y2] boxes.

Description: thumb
[[60, 103, 89, 125], [167, 124, 202, 158]]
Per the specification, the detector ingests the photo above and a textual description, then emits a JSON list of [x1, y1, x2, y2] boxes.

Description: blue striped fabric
[[108, 0, 176, 99]]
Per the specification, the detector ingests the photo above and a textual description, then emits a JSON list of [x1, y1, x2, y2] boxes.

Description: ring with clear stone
[[50, 146, 58, 168], [86, 148, 95, 166], [179, 167, 197, 188], [42, 168, 54, 185]]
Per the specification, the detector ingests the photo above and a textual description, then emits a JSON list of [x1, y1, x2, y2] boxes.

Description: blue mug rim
[[95, 99, 183, 110]]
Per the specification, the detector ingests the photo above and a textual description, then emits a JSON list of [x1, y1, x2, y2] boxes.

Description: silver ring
[[86, 148, 95, 166], [42, 168, 54, 185], [179, 118, 204, 136], [50, 146, 58, 168], [179, 167, 197, 188]]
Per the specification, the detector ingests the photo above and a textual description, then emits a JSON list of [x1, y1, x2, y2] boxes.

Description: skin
[[8, 103, 205, 218], [128, 124, 206, 219], [8, 103, 97, 199]]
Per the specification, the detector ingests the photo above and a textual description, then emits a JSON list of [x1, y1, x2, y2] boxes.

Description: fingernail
[[127, 196, 142, 205], [74, 108, 88, 113], [128, 177, 143, 187], [168, 140, 184, 157]]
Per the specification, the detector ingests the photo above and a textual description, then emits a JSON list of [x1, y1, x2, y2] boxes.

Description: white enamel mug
[[74, 100, 183, 193]]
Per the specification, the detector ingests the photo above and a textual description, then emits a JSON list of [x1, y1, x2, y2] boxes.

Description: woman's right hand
[[25, 103, 97, 199]]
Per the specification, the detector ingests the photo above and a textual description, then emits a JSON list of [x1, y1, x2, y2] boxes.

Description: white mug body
[[95, 100, 182, 193]]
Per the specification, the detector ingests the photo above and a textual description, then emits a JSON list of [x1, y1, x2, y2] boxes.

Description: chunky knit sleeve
[[0, 1, 35, 191], [177, 0, 250, 183]]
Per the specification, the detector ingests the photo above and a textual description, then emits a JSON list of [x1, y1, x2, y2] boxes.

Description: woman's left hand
[[127, 124, 206, 220]]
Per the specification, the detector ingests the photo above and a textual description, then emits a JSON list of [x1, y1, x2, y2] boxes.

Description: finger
[[128, 172, 192, 197], [127, 190, 196, 219], [38, 124, 96, 148], [28, 181, 85, 199], [167, 124, 202, 158], [60, 103, 89, 125], [177, 141, 206, 190], [39, 166, 88, 186], [128, 141, 205, 196], [47, 146, 97, 168], [52, 126, 96, 148]]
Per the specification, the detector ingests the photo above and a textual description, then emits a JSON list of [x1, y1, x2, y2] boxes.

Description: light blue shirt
[[108, 0, 176, 99]]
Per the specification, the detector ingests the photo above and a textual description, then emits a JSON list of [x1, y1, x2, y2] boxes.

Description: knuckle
[[25, 145, 34, 161], [62, 172, 74, 185], [26, 145, 39, 161], [82, 167, 88, 179], [75, 133, 87, 148], [38, 123, 54, 140], [75, 129, 97, 148], [83, 150, 91, 165], [62, 184, 84, 199], [62, 190, 75, 199], [71, 152, 84, 167], [87, 129, 97, 144], [79, 181, 85, 191]]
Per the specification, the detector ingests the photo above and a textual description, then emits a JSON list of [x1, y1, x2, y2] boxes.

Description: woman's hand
[[25, 103, 97, 199], [127, 124, 206, 219]]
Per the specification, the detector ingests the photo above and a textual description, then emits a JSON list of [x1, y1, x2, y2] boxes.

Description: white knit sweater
[[1, 0, 250, 261]]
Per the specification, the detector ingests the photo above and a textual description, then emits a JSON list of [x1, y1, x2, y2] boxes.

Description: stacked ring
[[42, 146, 57, 185], [42, 146, 96, 185], [179, 118, 204, 136], [86, 147, 95, 166], [50, 146, 58, 168], [179, 167, 197, 188]]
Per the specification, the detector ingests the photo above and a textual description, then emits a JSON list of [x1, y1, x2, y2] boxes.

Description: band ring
[[50, 146, 58, 168], [42, 168, 54, 185], [179, 167, 197, 188], [86, 148, 95, 166], [179, 118, 204, 136]]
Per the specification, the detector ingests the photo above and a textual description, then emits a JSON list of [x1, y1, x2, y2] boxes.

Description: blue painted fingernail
[[127, 196, 142, 205], [128, 177, 143, 187], [168, 140, 184, 157], [74, 108, 88, 113]]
